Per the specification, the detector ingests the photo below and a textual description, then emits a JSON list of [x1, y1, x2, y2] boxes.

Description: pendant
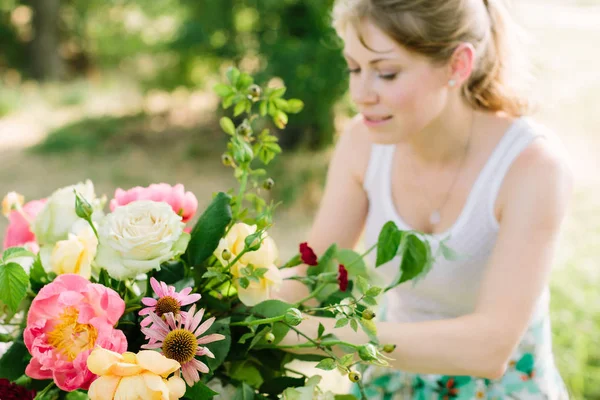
[[429, 210, 441, 225]]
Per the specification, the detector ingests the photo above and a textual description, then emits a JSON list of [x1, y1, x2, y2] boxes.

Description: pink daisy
[[141, 305, 226, 386], [139, 277, 201, 327]]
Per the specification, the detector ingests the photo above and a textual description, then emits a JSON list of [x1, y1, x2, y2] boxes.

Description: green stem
[[34, 382, 56, 399], [357, 382, 368, 400], [284, 322, 339, 361], [234, 170, 249, 219], [344, 243, 377, 270], [294, 282, 330, 307], [275, 340, 359, 350], [230, 315, 284, 327]]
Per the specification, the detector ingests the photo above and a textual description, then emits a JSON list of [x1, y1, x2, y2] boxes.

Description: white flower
[[95, 200, 190, 279], [2, 191, 24, 217], [33, 180, 103, 245]]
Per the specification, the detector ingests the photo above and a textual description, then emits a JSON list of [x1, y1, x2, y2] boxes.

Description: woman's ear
[[447, 42, 476, 86]]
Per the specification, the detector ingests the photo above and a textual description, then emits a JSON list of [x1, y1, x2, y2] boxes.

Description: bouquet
[[0, 68, 438, 400]]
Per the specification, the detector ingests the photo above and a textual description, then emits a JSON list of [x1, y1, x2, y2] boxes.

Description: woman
[[280, 0, 573, 398]]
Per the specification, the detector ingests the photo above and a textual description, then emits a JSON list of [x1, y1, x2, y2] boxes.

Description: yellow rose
[[215, 223, 279, 269], [2, 191, 24, 217], [87, 348, 186, 400], [214, 223, 282, 306], [48, 220, 98, 279]]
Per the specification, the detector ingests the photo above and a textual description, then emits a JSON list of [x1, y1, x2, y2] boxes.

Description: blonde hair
[[332, 0, 532, 117]]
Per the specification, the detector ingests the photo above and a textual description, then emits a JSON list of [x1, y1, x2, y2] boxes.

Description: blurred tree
[[172, 0, 348, 150], [28, 0, 64, 80]]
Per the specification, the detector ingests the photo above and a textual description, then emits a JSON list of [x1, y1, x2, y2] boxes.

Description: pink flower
[[141, 305, 226, 386], [24, 274, 127, 391], [139, 277, 201, 327], [3, 199, 46, 251], [110, 183, 198, 223]]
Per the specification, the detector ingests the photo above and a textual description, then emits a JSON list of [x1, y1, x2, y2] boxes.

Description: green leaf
[[226, 67, 241, 86], [335, 318, 349, 328], [238, 332, 255, 344], [366, 287, 382, 297], [309, 244, 337, 277], [315, 358, 336, 371], [440, 241, 463, 261], [394, 234, 431, 287], [350, 319, 358, 332], [317, 322, 325, 339], [185, 192, 232, 267], [155, 260, 185, 284], [259, 101, 268, 116], [260, 377, 305, 396], [2, 247, 34, 263], [273, 98, 289, 112], [29, 255, 49, 292], [270, 87, 287, 99], [273, 110, 288, 129], [220, 117, 236, 135], [237, 73, 254, 90], [234, 100, 246, 117], [337, 249, 368, 278], [184, 381, 219, 400], [356, 276, 369, 294], [214, 83, 233, 97], [340, 353, 354, 367], [376, 221, 404, 267], [286, 99, 304, 114], [230, 360, 264, 388], [252, 300, 292, 345], [363, 296, 377, 306], [359, 318, 378, 342], [516, 353, 535, 374], [335, 396, 359, 400], [232, 382, 256, 400], [65, 391, 89, 400], [223, 94, 235, 109], [0, 334, 28, 380], [173, 277, 195, 293], [0, 262, 28, 313], [239, 277, 250, 289]]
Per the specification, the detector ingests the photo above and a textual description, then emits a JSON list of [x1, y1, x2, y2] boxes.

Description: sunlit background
[[0, 0, 598, 398]]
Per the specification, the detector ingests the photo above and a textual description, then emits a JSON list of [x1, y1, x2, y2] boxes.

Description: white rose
[[33, 180, 103, 245], [95, 200, 190, 280]]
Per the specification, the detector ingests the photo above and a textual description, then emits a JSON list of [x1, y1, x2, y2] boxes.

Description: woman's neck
[[407, 99, 478, 168]]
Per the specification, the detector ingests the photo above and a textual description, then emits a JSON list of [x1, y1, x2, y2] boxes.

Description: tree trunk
[[29, 0, 62, 80]]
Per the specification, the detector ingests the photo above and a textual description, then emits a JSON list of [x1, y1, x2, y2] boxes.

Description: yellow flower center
[[155, 296, 181, 317], [163, 329, 197, 364], [47, 307, 98, 361]]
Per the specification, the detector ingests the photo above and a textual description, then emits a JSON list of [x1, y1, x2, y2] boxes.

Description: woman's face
[[342, 20, 451, 144]]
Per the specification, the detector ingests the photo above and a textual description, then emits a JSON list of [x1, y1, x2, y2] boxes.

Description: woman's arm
[[284, 138, 574, 380], [278, 116, 371, 303]]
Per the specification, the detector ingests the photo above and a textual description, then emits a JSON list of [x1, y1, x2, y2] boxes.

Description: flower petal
[[196, 333, 226, 345], [137, 350, 181, 377]]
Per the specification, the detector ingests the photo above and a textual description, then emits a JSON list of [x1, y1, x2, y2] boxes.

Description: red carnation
[[299, 242, 318, 266], [0, 379, 36, 400], [338, 264, 348, 292]]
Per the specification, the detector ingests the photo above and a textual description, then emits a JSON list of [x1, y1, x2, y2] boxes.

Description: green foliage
[[0, 262, 28, 313], [173, 0, 347, 149]]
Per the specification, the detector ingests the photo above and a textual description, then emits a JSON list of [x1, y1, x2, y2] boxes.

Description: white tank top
[[362, 117, 549, 324]]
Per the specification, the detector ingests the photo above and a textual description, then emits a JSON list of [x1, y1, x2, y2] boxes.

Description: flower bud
[[358, 344, 379, 362], [382, 344, 396, 354], [284, 308, 303, 326], [244, 232, 262, 251], [263, 178, 274, 190], [222, 248, 232, 261], [247, 84, 262, 102], [362, 309, 375, 321], [221, 154, 233, 166], [2, 191, 24, 217], [348, 371, 361, 383], [236, 121, 253, 137], [265, 332, 275, 344], [74, 190, 94, 220]]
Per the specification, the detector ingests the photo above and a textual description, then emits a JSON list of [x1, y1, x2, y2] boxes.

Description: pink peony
[[24, 274, 127, 392], [3, 199, 46, 251], [110, 183, 198, 223]]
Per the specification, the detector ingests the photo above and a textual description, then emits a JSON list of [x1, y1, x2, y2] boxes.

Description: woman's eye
[[379, 73, 397, 81], [347, 68, 360, 75]]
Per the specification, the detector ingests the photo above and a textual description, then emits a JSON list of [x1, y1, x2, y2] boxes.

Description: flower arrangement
[[0, 68, 436, 399]]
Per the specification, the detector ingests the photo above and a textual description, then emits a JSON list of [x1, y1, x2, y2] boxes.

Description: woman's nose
[[351, 77, 378, 105]]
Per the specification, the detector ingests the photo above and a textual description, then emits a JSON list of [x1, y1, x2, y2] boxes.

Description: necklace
[[427, 113, 475, 226]]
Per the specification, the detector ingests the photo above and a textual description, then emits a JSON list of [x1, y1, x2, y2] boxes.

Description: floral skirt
[[351, 318, 569, 399]]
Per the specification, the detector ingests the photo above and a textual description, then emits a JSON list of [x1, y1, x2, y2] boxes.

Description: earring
[[448, 79, 457, 87]]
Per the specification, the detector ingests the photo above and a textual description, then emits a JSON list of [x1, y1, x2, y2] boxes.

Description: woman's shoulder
[[333, 114, 375, 185]]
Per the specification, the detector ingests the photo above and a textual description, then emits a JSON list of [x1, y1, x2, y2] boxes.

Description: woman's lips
[[362, 114, 393, 127]]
